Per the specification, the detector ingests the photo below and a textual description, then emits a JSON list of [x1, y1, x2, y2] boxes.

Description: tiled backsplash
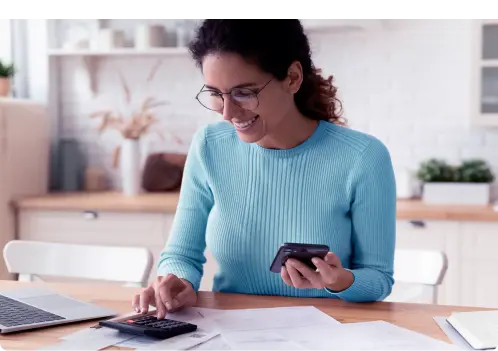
[[57, 19, 498, 198]]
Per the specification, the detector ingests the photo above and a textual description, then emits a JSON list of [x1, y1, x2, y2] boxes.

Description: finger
[[132, 294, 140, 313], [286, 261, 308, 288], [312, 257, 338, 285], [280, 266, 293, 286], [168, 288, 195, 312], [139, 287, 154, 314], [324, 252, 342, 267], [159, 274, 181, 310], [287, 259, 322, 288], [155, 286, 168, 320]]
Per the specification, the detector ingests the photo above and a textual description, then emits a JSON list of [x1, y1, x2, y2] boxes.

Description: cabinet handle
[[82, 211, 99, 220], [409, 220, 426, 228]]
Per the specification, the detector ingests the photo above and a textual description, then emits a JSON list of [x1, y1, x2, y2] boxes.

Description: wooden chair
[[386, 248, 448, 304], [3, 240, 153, 288]]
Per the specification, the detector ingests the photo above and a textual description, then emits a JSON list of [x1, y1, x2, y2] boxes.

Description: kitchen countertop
[[13, 192, 498, 221], [13, 191, 180, 213]]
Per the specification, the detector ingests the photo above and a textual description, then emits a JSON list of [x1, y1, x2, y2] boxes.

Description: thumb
[[168, 286, 196, 312], [325, 252, 342, 268]]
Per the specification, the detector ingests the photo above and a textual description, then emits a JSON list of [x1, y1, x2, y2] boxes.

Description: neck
[[257, 111, 320, 150]]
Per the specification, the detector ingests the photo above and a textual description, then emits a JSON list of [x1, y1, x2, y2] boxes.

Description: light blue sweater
[[158, 120, 396, 302]]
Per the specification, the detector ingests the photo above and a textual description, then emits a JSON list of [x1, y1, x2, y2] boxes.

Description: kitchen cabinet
[[396, 219, 498, 308], [17, 207, 218, 291], [472, 19, 498, 126]]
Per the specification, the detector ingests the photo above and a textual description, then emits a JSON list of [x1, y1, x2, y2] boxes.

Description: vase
[[120, 138, 141, 196], [422, 182, 491, 205], [0, 78, 10, 97]]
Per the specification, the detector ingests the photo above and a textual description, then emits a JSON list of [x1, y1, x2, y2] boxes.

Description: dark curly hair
[[188, 20, 346, 126]]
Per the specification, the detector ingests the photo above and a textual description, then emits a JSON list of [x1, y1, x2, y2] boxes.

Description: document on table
[[276, 320, 461, 350], [433, 316, 474, 350], [209, 305, 340, 331], [37, 326, 133, 350]]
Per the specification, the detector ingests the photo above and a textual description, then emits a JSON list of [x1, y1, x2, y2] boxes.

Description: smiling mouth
[[233, 116, 259, 130]]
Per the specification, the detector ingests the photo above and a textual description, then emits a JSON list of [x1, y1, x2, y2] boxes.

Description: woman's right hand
[[132, 274, 197, 319]]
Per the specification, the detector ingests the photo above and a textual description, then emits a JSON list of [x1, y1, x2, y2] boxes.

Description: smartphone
[[269, 243, 330, 273]]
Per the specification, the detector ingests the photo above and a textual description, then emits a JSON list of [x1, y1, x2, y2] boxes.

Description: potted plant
[[417, 158, 495, 205], [0, 60, 15, 97]]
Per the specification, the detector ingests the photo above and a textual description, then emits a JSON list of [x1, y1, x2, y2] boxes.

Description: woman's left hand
[[281, 252, 354, 292]]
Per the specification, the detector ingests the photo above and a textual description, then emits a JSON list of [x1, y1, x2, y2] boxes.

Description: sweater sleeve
[[157, 127, 214, 291], [326, 138, 396, 302]]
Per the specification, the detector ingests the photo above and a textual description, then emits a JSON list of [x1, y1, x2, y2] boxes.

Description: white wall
[[0, 20, 11, 61], [55, 19, 498, 197]]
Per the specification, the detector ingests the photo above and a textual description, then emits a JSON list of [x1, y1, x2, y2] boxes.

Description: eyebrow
[[204, 82, 259, 91]]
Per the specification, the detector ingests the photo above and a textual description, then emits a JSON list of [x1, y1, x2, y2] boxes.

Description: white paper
[[434, 316, 475, 350], [222, 329, 304, 350], [189, 334, 232, 350], [37, 328, 132, 350], [138, 329, 220, 350], [279, 320, 460, 350], [114, 335, 162, 349], [210, 306, 339, 331]]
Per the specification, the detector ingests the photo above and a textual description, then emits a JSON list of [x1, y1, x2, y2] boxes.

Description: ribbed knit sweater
[[158, 120, 397, 302]]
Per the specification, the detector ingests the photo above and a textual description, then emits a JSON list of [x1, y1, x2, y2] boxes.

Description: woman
[[133, 19, 396, 319]]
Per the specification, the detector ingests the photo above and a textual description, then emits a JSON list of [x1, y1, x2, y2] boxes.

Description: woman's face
[[200, 52, 300, 144]]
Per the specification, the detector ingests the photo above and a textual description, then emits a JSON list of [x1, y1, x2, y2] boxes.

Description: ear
[[286, 61, 304, 94]]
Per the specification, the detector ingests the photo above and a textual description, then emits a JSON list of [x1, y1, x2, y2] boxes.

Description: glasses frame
[[195, 78, 273, 112]]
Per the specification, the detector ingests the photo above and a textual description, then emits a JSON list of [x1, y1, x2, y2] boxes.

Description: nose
[[222, 96, 242, 121]]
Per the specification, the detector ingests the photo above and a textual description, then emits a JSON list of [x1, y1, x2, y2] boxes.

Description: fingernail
[[135, 307, 139, 313], [312, 258, 319, 264], [172, 299, 179, 308], [166, 302, 172, 310]]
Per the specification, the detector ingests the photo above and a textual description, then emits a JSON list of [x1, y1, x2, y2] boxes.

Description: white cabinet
[[395, 220, 461, 306], [0, 99, 50, 280], [17, 208, 217, 291], [396, 219, 498, 308], [472, 19, 498, 126]]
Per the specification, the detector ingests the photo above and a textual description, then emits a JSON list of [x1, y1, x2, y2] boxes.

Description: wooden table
[[0, 280, 489, 350]]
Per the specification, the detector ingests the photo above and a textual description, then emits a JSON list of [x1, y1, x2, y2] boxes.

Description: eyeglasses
[[195, 78, 273, 112]]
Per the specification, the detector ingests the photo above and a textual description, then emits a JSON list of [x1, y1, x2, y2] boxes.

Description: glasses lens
[[196, 88, 259, 111], [197, 91, 224, 111], [231, 88, 258, 110]]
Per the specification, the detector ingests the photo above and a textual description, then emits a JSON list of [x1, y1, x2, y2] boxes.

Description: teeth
[[234, 116, 257, 128]]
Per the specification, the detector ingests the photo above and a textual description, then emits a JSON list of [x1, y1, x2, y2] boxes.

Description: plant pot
[[422, 182, 491, 205], [120, 138, 142, 196], [0, 78, 10, 97]]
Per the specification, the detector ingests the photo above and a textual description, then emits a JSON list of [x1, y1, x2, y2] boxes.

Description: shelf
[[47, 47, 190, 57], [47, 46, 191, 96]]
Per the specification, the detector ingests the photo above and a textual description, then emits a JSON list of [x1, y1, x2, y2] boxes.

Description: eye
[[232, 89, 255, 100]]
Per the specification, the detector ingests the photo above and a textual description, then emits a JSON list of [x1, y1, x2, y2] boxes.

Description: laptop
[[0, 286, 117, 334]]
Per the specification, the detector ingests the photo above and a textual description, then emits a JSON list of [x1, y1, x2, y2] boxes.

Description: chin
[[235, 131, 264, 144]]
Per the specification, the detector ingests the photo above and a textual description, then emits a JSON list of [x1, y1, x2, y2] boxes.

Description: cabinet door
[[474, 20, 498, 126], [395, 220, 461, 305], [460, 222, 498, 308]]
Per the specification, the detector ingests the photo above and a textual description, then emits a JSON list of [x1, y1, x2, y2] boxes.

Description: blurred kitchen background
[[1, 19, 498, 308]]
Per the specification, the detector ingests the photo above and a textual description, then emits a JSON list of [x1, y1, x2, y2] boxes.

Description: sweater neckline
[[249, 120, 328, 158]]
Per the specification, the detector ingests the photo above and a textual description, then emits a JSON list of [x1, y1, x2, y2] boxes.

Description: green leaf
[[0, 59, 15, 78]]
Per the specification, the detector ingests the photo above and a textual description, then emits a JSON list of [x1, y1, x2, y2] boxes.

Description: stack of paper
[[41, 305, 462, 351]]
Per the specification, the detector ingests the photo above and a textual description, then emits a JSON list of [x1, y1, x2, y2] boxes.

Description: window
[[0, 19, 12, 61]]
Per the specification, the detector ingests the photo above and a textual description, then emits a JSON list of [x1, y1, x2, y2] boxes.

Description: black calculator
[[99, 314, 198, 339]]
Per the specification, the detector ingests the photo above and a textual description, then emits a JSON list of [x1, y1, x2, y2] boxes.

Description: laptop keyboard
[[0, 294, 65, 327]]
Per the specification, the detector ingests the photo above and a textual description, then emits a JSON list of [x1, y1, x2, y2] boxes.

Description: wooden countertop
[[13, 191, 180, 213], [0, 280, 490, 350], [13, 192, 498, 221]]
